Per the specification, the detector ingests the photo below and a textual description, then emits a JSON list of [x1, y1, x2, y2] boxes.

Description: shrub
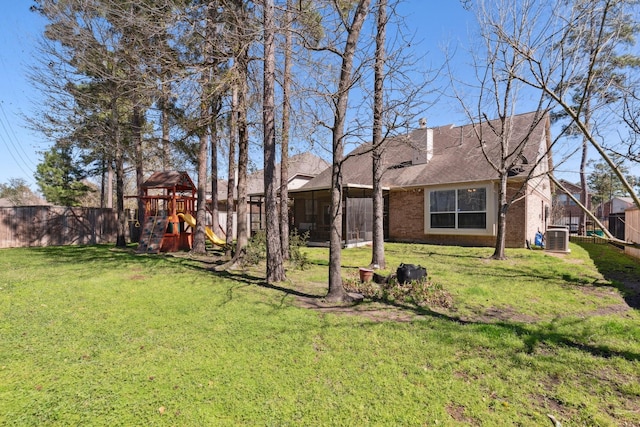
[[241, 230, 267, 268], [289, 229, 310, 270], [240, 229, 310, 271], [343, 272, 453, 309]]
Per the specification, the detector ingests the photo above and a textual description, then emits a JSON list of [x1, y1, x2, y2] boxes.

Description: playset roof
[[142, 171, 196, 192]]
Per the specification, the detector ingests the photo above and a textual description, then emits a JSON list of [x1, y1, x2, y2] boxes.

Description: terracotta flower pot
[[359, 267, 374, 283]]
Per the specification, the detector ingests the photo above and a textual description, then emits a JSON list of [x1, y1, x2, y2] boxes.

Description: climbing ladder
[[137, 216, 168, 254]]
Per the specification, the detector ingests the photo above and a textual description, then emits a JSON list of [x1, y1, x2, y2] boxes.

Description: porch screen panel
[[346, 197, 373, 243]]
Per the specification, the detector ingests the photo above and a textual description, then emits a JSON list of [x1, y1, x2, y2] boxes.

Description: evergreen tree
[[587, 157, 638, 205], [35, 144, 93, 206]]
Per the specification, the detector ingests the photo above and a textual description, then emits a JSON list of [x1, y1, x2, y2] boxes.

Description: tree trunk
[[227, 86, 238, 257], [160, 77, 171, 170], [579, 138, 588, 235], [235, 74, 249, 258], [492, 174, 508, 260], [133, 104, 144, 244], [210, 99, 220, 237], [111, 97, 126, 248], [280, 0, 293, 261], [107, 160, 113, 209], [327, 0, 372, 303], [100, 159, 107, 209], [193, 120, 209, 254], [370, 0, 387, 269], [115, 153, 127, 248], [263, 0, 285, 283]]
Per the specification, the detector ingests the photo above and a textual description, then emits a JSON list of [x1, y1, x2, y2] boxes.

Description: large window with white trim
[[429, 187, 487, 230]]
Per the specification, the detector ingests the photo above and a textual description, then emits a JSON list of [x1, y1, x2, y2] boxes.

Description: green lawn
[[0, 242, 639, 425]]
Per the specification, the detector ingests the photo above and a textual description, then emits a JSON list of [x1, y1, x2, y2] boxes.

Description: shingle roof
[[557, 179, 582, 193], [217, 152, 330, 199], [142, 171, 196, 191], [296, 111, 550, 191]]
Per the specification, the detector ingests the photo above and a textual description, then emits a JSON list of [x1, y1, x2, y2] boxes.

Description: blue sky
[[0, 1, 592, 190], [0, 2, 47, 187], [0, 1, 479, 189]]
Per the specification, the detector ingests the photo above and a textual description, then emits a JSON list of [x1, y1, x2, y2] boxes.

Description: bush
[[240, 229, 310, 271], [343, 272, 453, 309], [241, 230, 267, 268], [289, 229, 310, 270]]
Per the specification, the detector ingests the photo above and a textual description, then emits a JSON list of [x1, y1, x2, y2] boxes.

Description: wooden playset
[[135, 171, 198, 253]]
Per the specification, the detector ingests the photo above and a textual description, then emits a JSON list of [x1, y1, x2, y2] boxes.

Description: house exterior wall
[[388, 184, 496, 246], [505, 183, 527, 248], [387, 178, 550, 248], [520, 170, 552, 246], [388, 188, 427, 242], [552, 180, 587, 232]]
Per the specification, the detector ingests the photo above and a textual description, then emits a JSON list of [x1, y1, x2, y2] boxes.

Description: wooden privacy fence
[[625, 208, 640, 259], [0, 206, 118, 248]]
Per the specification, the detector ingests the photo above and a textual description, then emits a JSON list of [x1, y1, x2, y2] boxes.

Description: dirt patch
[[579, 303, 632, 318], [459, 305, 539, 324], [446, 403, 477, 425], [545, 251, 584, 264], [168, 251, 228, 264]]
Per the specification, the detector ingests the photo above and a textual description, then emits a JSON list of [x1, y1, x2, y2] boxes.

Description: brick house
[[289, 111, 553, 248], [552, 179, 590, 233]]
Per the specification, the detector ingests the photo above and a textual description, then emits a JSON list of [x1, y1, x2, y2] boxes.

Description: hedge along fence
[[0, 206, 119, 248]]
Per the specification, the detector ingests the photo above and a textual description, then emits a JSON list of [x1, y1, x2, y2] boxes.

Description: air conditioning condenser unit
[[546, 227, 570, 253]]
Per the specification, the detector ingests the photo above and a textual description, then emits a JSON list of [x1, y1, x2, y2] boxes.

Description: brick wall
[[505, 182, 526, 248], [388, 187, 497, 246], [388, 181, 548, 248], [388, 188, 424, 241]]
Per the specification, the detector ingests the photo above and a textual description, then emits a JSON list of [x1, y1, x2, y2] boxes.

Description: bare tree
[[297, 0, 429, 296], [485, 0, 640, 219], [454, 0, 553, 259], [325, 0, 372, 302], [0, 178, 40, 206]]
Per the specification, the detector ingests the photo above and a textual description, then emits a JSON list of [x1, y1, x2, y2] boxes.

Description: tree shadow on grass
[[29, 244, 139, 265], [164, 247, 640, 363], [160, 247, 640, 362], [370, 299, 640, 362], [574, 242, 640, 309], [38, 244, 637, 362]]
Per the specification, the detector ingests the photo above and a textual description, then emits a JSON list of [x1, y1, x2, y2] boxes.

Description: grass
[[0, 242, 639, 425]]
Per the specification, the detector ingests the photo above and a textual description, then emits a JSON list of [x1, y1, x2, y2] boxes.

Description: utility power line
[[0, 101, 36, 181]]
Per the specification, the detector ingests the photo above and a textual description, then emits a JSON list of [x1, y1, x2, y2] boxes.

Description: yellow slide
[[178, 212, 227, 247]]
